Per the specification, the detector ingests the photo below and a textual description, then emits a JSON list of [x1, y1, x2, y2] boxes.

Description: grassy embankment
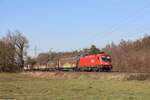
[[0, 73, 150, 100]]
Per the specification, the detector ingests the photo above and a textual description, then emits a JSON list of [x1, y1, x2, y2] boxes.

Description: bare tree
[[0, 40, 16, 72], [6, 31, 28, 70], [103, 35, 150, 73]]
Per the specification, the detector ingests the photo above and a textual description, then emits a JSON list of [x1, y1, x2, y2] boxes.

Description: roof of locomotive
[[80, 52, 111, 58]]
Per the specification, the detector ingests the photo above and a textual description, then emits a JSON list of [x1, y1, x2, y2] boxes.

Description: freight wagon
[[26, 52, 112, 72]]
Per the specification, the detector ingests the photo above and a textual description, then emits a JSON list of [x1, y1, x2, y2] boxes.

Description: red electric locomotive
[[77, 53, 112, 71]]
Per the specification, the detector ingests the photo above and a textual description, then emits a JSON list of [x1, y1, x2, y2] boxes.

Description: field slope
[[0, 73, 150, 100]]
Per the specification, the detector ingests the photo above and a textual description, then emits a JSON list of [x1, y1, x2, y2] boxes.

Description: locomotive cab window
[[101, 56, 111, 61]]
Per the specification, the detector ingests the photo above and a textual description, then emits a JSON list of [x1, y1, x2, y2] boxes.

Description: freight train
[[26, 52, 112, 72]]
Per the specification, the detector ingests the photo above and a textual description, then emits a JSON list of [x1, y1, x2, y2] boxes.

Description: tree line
[[0, 31, 28, 72], [103, 35, 150, 73], [1, 30, 150, 73]]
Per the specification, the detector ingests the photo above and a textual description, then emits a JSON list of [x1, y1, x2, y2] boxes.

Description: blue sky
[[0, 0, 150, 56]]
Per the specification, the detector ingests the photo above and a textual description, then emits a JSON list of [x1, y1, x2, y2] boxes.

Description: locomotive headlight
[[106, 56, 110, 59]]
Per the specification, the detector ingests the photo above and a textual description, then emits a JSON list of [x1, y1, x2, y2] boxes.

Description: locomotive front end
[[99, 54, 112, 71]]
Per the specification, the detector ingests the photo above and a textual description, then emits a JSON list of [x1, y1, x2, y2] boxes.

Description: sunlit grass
[[0, 73, 150, 100]]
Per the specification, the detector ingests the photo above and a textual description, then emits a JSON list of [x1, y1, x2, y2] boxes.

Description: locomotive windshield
[[101, 56, 111, 62]]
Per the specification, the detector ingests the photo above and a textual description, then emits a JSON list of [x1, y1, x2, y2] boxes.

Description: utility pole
[[34, 45, 37, 57]]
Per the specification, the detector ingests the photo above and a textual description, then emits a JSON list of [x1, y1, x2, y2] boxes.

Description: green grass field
[[0, 73, 150, 100]]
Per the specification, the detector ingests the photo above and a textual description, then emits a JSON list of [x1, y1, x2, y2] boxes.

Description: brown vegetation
[[103, 35, 150, 73], [25, 72, 150, 80], [0, 31, 28, 72]]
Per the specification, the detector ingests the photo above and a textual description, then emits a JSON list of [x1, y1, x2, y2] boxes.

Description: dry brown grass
[[23, 72, 150, 80]]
